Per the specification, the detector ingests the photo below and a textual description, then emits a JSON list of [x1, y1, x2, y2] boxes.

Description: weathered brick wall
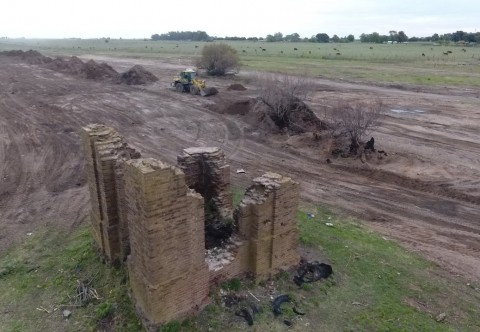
[[82, 124, 301, 328], [207, 238, 251, 286], [81, 124, 140, 262], [235, 172, 300, 280], [124, 158, 209, 325], [177, 147, 232, 218]]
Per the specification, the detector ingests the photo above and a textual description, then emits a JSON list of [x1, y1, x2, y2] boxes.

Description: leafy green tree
[[273, 32, 284, 42], [285, 33, 301, 42], [397, 31, 408, 43], [347, 34, 355, 42], [316, 33, 330, 43], [331, 34, 340, 43], [199, 43, 240, 76], [389, 30, 398, 42]]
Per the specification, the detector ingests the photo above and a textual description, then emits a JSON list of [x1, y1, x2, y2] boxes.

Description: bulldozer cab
[[181, 69, 197, 82]]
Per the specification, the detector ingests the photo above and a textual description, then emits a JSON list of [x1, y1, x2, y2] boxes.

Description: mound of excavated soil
[[46, 57, 118, 80], [83, 60, 118, 80], [227, 83, 247, 91], [46, 56, 86, 75], [247, 98, 327, 134], [0, 49, 52, 64], [117, 65, 159, 85], [1, 50, 162, 84]]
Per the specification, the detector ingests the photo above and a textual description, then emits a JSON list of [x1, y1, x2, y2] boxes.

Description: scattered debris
[[235, 307, 254, 326], [325, 222, 334, 227], [248, 290, 260, 302], [293, 306, 306, 315], [62, 310, 72, 318], [26, 232, 33, 236], [236, 169, 246, 174], [307, 213, 315, 218], [436, 312, 447, 322], [272, 294, 291, 316], [293, 261, 333, 286], [36, 306, 51, 314], [351, 301, 368, 307], [283, 319, 293, 327], [74, 279, 101, 306]]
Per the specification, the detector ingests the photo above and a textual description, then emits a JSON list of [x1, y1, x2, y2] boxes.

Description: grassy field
[[1, 206, 479, 332], [1, 38, 479, 87]]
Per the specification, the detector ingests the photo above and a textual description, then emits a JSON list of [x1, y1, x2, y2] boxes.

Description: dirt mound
[[117, 65, 159, 85], [21, 50, 52, 64], [227, 83, 247, 91], [0, 49, 52, 64], [285, 99, 328, 133], [83, 60, 118, 80], [206, 97, 254, 115], [247, 98, 327, 134], [202, 87, 218, 96], [46, 56, 118, 80], [1, 50, 24, 57], [46, 56, 85, 75]]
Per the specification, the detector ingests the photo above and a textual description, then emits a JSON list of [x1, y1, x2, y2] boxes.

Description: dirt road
[[1, 54, 479, 282]]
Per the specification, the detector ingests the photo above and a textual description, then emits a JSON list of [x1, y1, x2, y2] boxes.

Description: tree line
[[360, 30, 480, 44], [151, 30, 480, 44]]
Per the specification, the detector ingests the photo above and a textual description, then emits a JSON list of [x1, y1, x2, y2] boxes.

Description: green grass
[[0, 225, 142, 332], [1, 39, 479, 87], [1, 208, 479, 331]]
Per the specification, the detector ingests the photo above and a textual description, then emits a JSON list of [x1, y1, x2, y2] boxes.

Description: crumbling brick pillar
[[81, 124, 140, 262], [236, 172, 300, 280], [124, 158, 209, 326], [177, 147, 232, 218]]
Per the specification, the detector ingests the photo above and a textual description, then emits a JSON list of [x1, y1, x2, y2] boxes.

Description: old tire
[[175, 83, 184, 93], [190, 85, 199, 95]]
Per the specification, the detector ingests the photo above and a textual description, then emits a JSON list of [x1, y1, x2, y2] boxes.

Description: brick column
[[125, 158, 209, 325], [81, 124, 140, 262], [236, 172, 300, 280]]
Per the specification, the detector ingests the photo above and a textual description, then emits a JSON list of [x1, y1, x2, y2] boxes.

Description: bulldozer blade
[[200, 87, 218, 97]]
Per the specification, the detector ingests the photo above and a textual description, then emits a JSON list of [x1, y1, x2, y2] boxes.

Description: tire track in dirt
[[1, 55, 479, 280]]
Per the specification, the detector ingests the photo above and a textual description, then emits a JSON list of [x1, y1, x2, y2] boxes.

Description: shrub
[[326, 99, 385, 154], [199, 43, 240, 76]]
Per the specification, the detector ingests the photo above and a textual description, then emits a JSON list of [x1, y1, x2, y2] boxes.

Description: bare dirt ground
[[1, 54, 479, 283]]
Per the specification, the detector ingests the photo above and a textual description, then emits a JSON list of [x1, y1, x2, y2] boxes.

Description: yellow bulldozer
[[171, 68, 217, 96]]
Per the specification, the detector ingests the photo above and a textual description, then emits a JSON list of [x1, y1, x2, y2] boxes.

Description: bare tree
[[327, 99, 384, 154], [257, 72, 315, 130]]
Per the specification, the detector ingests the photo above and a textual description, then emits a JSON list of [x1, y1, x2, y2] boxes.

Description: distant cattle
[[336, 52, 341, 55], [369, 46, 373, 49], [294, 48, 298, 51], [262, 48, 266, 51], [422, 53, 425, 56]]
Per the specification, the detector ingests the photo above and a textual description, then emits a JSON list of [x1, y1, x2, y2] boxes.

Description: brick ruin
[[81, 124, 300, 328]]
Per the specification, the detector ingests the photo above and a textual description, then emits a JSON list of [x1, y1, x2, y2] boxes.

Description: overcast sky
[[2, 0, 478, 39]]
